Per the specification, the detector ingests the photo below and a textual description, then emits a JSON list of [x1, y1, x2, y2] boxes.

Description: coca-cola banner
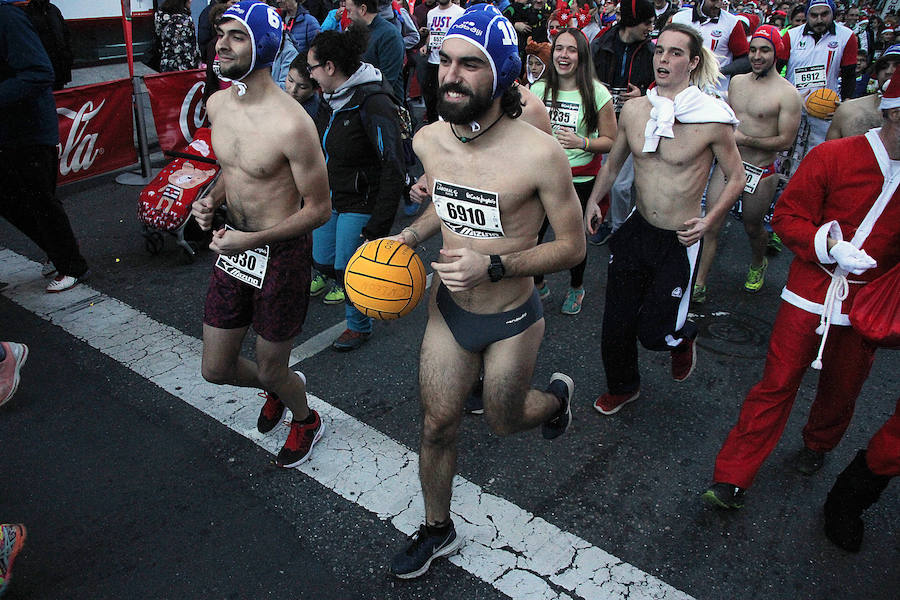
[[54, 78, 138, 185], [143, 69, 208, 154]]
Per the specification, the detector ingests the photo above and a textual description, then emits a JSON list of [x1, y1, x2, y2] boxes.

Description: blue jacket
[[271, 34, 299, 91], [321, 8, 344, 32], [286, 5, 320, 56], [362, 15, 405, 100], [0, 1, 58, 148]]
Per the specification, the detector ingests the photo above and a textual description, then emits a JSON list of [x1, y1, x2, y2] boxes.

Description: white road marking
[[1, 249, 693, 600]]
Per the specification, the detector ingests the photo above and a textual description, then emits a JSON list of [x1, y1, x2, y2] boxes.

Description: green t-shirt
[[530, 79, 612, 182]]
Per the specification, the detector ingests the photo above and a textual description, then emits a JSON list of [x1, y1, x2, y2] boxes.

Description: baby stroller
[[138, 127, 219, 263]]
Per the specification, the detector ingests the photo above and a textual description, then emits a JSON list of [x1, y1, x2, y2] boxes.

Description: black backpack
[[360, 87, 415, 167], [23, 0, 72, 89]]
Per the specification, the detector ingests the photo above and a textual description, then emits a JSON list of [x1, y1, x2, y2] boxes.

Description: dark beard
[[218, 56, 252, 80], [437, 83, 494, 125]]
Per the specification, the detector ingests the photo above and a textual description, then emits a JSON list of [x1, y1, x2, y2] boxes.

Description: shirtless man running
[[694, 25, 801, 300], [827, 44, 900, 140], [584, 23, 744, 416], [407, 82, 552, 205], [191, 1, 330, 468], [388, 5, 585, 579]]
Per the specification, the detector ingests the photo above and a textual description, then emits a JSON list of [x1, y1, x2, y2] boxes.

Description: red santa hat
[[880, 69, 900, 110]]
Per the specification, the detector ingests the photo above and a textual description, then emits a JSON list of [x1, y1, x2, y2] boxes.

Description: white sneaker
[[0, 342, 29, 406], [46, 274, 82, 293], [41, 258, 57, 278]]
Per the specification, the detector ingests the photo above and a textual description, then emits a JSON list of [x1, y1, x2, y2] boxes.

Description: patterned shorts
[[203, 233, 312, 342]]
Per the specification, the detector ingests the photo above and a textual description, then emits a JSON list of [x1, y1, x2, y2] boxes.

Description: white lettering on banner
[[179, 81, 207, 145], [56, 99, 105, 176]]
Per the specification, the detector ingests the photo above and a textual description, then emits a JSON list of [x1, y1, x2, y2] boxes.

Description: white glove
[[829, 241, 877, 275]]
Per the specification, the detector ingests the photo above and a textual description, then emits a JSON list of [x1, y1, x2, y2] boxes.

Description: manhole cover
[[691, 310, 771, 359]]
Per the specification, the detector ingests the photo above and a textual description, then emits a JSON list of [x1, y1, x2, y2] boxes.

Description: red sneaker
[[593, 390, 640, 415], [256, 392, 285, 434], [257, 371, 307, 434], [276, 410, 325, 468], [671, 339, 697, 382]]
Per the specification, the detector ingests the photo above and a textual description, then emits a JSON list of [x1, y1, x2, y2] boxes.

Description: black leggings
[[534, 178, 592, 288], [0, 145, 88, 277]]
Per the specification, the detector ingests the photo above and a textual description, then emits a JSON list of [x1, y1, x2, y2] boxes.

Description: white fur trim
[[780, 288, 851, 325], [815, 220, 841, 264]]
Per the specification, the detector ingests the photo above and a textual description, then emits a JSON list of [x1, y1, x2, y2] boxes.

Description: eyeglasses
[[306, 63, 323, 75]]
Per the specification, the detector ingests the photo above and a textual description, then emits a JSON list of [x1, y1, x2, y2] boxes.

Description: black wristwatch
[[488, 254, 505, 282]]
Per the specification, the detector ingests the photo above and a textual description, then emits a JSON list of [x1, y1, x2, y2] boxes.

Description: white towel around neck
[[643, 86, 740, 153]]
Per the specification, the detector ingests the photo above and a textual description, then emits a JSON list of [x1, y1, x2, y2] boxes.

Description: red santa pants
[[867, 396, 900, 477], [713, 302, 876, 489]]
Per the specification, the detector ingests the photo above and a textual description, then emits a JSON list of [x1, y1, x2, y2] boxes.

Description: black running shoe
[[257, 392, 285, 434], [542, 373, 574, 440], [702, 482, 746, 509], [276, 410, 325, 468], [257, 371, 306, 434], [390, 522, 462, 579], [793, 446, 826, 476]]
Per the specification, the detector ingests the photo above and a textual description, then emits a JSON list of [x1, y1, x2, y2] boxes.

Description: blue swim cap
[[805, 0, 835, 16], [444, 5, 522, 98], [221, 1, 283, 74]]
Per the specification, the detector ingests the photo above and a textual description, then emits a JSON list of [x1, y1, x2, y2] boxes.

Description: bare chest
[[628, 122, 713, 167], [730, 88, 782, 123], [211, 122, 287, 179]]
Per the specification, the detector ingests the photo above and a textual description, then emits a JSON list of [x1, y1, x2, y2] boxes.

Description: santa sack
[[849, 260, 900, 348], [139, 128, 218, 232]]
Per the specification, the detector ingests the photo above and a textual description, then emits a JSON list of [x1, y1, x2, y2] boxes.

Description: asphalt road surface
[[1, 165, 897, 600]]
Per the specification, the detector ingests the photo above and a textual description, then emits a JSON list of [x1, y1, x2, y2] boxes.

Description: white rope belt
[[811, 264, 865, 370]]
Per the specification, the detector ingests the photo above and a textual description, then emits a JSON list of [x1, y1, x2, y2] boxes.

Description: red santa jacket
[[773, 130, 900, 326]]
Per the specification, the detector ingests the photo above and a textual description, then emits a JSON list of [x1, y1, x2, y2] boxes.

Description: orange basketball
[[805, 88, 840, 120], [345, 239, 427, 320]]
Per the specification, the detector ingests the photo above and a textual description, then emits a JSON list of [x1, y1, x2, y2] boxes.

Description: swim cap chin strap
[[218, 1, 284, 96]]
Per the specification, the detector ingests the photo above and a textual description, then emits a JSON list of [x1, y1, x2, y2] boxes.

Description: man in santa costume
[[702, 69, 900, 509]]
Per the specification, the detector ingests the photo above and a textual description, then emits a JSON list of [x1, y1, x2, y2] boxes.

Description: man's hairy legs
[[201, 324, 310, 419], [695, 169, 776, 288], [417, 301, 560, 524]]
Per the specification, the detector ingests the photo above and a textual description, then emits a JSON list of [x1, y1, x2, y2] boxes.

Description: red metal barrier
[[54, 78, 138, 185]]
